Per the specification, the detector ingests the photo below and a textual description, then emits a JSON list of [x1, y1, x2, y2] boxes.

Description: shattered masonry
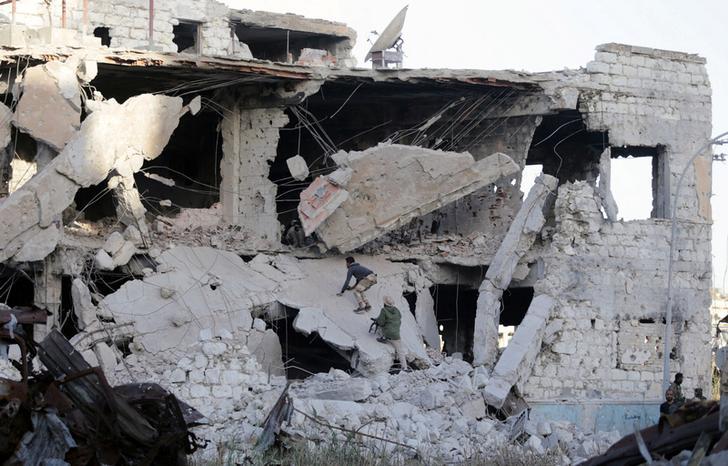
[[0, 1, 717, 463]]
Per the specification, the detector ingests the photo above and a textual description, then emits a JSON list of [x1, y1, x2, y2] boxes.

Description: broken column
[[0, 94, 185, 263], [472, 173, 558, 368], [596, 147, 618, 221], [220, 107, 289, 247], [301, 144, 520, 251], [482, 294, 555, 408], [108, 172, 151, 245], [0, 102, 12, 197], [33, 255, 62, 339]]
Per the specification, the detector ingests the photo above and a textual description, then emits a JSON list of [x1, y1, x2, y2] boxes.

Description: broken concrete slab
[[109, 174, 151, 244], [307, 144, 520, 252], [246, 328, 285, 376], [286, 155, 309, 181], [472, 174, 558, 367], [0, 101, 12, 149], [482, 294, 555, 408], [0, 94, 185, 263], [100, 246, 278, 354], [12, 223, 62, 262], [276, 257, 430, 376], [294, 377, 373, 401], [71, 278, 98, 330], [298, 173, 349, 236], [13, 62, 81, 151], [415, 284, 440, 349]]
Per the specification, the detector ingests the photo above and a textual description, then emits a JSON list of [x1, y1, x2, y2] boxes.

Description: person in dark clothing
[[660, 387, 679, 415], [669, 372, 685, 404], [693, 388, 707, 401], [284, 219, 306, 248], [372, 296, 408, 370], [336, 256, 377, 313]]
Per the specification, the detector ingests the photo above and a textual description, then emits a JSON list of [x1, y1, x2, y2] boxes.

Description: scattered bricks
[[202, 341, 227, 356]]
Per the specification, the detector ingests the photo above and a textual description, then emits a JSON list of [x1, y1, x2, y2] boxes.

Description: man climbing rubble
[[336, 256, 377, 313], [371, 296, 408, 371]]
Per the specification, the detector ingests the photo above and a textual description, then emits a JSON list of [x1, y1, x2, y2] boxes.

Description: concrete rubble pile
[[2, 331, 622, 464], [0, 1, 719, 465]]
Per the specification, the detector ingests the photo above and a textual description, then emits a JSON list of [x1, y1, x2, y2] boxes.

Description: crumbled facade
[[0, 2, 716, 463]]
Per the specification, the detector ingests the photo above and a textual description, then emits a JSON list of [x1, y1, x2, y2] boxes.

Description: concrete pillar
[[473, 174, 557, 367]]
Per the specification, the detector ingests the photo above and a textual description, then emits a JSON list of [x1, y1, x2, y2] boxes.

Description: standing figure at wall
[[660, 388, 679, 415], [669, 372, 685, 404]]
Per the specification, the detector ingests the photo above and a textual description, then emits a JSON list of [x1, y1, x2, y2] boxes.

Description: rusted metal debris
[[254, 384, 292, 453], [0, 328, 206, 465], [581, 401, 720, 466]]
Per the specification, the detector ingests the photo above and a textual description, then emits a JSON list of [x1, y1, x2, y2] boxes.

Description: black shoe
[[377, 337, 388, 343]]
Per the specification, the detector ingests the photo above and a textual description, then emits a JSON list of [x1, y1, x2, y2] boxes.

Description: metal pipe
[[11, 0, 16, 25], [662, 130, 728, 393], [148, 0, 154, 48]]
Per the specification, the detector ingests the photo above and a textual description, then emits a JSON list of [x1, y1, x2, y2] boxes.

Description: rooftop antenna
[[366, 5, 408, 70]]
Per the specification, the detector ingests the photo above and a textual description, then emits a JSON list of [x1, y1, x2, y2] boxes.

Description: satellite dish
[[365, 5, 408, 62]]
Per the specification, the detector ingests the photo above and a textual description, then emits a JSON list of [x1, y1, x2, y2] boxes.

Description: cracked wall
[[524, 182, 711, 404], [0, 0, 356, 62], [220, 105, 288, 248]]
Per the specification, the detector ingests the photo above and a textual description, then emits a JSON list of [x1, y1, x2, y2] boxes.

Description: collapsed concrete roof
[[300, 145, 520, 252]]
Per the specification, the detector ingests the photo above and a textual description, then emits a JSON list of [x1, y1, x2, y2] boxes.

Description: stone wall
[[525, 182, 712, 402], [0, 0, 355, 60], [579, 43, 712, 222], [81, 0, 232, 54]]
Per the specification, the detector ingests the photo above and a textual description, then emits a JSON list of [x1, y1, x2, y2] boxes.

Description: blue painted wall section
[[529, 402, 660, 435]]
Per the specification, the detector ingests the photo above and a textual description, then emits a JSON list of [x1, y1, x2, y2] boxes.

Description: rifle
[[368, 318, 379, 334]]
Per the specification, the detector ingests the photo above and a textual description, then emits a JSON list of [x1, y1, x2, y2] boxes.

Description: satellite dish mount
[[366, 6, 408, 70]]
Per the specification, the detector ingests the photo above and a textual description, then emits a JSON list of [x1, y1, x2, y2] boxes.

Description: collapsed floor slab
[[301, 144, 520, 252], [472, 174, 558, 367], [98, 248, 430, 376], [0, 94, 186, 263], [100, 246, 278, 354], [275, 256, 430, 376]]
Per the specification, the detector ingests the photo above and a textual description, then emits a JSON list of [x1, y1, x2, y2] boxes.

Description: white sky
[[225, 0, 728, 291]]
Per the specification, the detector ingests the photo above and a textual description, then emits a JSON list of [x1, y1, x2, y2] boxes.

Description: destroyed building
[[0, 1, 716, 462]]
